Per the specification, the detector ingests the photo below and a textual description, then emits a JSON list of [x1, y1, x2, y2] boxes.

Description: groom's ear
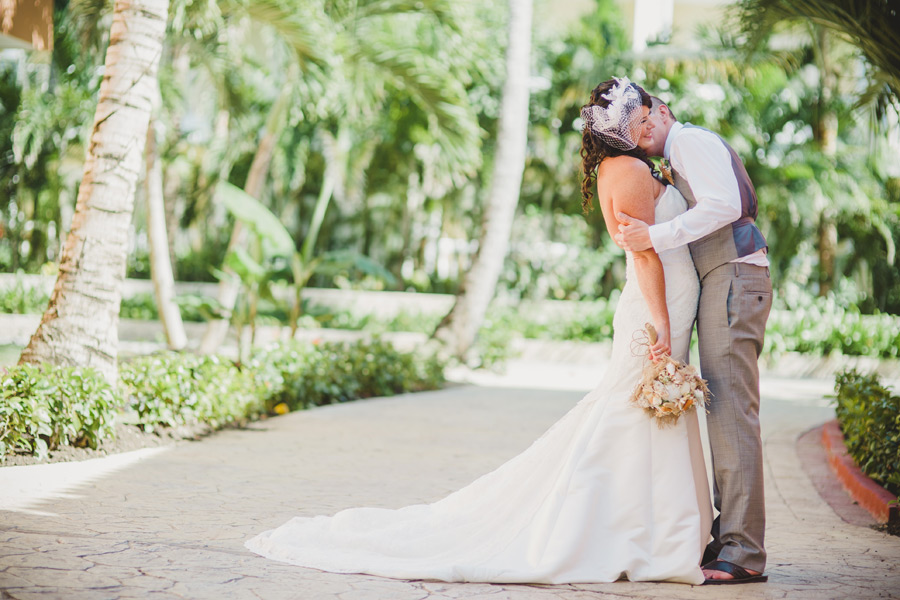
[[659, 104, 677, 123]]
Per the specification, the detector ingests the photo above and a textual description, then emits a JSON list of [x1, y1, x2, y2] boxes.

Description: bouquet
[[628, 323, 709, 428]]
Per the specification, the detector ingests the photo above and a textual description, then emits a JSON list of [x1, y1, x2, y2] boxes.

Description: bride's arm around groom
[[594, 155, 672, 361]]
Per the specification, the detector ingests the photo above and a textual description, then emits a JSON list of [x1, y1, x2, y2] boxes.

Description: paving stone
[[0, 589, 68, 600], [3, 566, 121, 589]]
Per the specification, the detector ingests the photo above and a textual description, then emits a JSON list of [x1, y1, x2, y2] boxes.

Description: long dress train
[[245, 186, 712, 585]]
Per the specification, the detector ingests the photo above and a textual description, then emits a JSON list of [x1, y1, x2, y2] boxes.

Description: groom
[[616, 96, 772, 585]]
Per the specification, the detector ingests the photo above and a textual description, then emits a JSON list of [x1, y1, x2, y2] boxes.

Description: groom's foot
[[702, 560, 768, 585]]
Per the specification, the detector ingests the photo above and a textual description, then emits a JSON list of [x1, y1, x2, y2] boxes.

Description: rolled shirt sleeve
[[648, 127, 742, 254]]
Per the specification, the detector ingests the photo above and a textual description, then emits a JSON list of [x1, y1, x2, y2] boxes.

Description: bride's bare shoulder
[[598, 155, 653, 179], [597, 156, 657, 197]]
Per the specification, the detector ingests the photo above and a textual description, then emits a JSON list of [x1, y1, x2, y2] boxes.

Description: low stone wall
[[0, 273, 456, 320], [3, 273, 899, 380]]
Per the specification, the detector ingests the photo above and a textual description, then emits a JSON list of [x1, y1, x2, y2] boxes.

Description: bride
[[245, 77, 713, 586]]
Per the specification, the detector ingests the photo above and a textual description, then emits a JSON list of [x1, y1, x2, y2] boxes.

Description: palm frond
[[735, 0, 900, 108], [222, 0, 334, 72], [360, 43, 481, 171], [68, 0, 113, 49], [353, 0, 462, 31]]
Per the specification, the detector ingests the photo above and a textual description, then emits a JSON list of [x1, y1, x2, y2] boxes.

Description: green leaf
[[314, 249, 398, 286], [215, 181, 295, 258], [224, 247, 267, 283]]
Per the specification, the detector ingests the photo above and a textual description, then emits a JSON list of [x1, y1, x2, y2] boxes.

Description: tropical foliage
[[0, 364, 118, 459], [736, 0, 900, 112], [1, 0, 898, 359]]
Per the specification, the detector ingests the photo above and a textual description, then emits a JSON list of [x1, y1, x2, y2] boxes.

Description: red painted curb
[[821, 420, 898, 524]]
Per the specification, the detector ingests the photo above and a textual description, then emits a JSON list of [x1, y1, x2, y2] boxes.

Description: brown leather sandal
[[703, 560, 768, 585]]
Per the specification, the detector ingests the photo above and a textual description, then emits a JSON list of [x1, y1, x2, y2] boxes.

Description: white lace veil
[[581, 77, 645, 151]]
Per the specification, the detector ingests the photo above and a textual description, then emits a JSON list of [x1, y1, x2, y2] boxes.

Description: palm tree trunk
[[18, 0, 169, 383], [813, 25, 839, 295], [433, 0, 532, 358], [198, 85, 292, 354], [146, 112, 188, 350], [162, 47, 192, 277]]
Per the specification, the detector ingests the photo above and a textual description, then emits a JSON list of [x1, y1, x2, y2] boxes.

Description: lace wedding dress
[[245, 186, 712, 585]]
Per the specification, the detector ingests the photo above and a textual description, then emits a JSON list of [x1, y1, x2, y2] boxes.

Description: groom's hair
[[651, 96, 677, 122]]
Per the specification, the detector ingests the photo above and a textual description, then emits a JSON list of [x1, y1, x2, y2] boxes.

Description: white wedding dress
[[245, 186, 712, 585]]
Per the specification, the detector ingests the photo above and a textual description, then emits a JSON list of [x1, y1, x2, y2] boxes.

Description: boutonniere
[[659, 159, 674, 185]]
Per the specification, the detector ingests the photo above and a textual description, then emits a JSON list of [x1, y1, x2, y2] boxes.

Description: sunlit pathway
[[1, 365, 898, 599]]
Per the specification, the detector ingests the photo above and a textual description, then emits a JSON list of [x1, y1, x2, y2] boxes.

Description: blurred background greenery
[[1, 0, 898, 319]]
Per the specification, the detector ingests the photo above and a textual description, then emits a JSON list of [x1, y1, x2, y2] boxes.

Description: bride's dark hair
[[579, 80, 656, 215]]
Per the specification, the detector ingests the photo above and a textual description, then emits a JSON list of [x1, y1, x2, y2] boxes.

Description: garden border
[[822, 419, 898, 524]]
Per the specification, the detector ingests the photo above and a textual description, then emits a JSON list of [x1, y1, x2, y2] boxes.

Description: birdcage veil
[[580, 77, 644, 151]]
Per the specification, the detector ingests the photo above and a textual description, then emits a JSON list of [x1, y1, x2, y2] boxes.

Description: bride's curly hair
[[579, 80, 657, 215]]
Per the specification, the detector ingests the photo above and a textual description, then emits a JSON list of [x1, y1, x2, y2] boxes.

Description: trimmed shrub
[[0, 364, 119, 460], [255, 339, 445, 411], [119, 339, 446, 429], [119, 353, 265, 432], [2, 338, 445, 461], [834, 369, 900, 496], [0, 279, 48, 314]]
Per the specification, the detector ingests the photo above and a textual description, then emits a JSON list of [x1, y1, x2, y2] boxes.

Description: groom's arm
[[646, 129, 742, 253]]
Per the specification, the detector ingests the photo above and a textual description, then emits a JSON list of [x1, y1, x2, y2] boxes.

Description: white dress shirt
[[648, 122, 769, 267]]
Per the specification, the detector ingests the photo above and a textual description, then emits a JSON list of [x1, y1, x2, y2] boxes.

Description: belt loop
[[734, 263, 741, 278]]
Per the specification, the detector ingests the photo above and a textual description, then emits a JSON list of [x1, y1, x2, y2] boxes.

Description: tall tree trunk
[[198, 85, 292, 354], [432, 0, 532, 358], [162, 47, 192, 277], [162, 160, 181, 275], [146, 109, 188, 350], [817, 215, 837, 295], [19, 0, 169, 383], [814, 25, 839, 295]]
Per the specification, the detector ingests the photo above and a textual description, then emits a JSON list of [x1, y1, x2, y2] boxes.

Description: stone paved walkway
[[1, 360, 898, 599]]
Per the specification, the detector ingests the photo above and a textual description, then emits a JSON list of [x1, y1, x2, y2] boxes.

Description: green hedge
[[834, 369, 900, 496], [1, 339, 446, 461], [119, 353, 266, 432], [120, 339, 446, 430], [0, 364, 118, 459], [0, 279, 49, 314], [251, 339, 445, 411], [767, 308, 900, 359]]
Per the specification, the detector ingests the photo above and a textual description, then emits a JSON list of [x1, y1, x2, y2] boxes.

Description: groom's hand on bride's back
[[615, 212, 653, 252]]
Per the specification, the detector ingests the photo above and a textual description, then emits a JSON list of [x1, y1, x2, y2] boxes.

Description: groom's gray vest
[[670, 124, 767, 280]]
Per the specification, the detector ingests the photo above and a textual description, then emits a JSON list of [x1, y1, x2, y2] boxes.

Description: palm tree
[[143, 0, 233, 349], [58, 0, 239, 350], [736, 0, 900, 113], [198, 0, 483, 352], [198, 76, 300, 354], [189, 0, 333, 353], [433, 0, 533, 359], [145, 94, 187, 350], [736, 0, 900, 295], [18, 0, 170, 383]]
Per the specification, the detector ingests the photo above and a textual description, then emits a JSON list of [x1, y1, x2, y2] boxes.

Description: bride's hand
[[648, 324, 671, 362]]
